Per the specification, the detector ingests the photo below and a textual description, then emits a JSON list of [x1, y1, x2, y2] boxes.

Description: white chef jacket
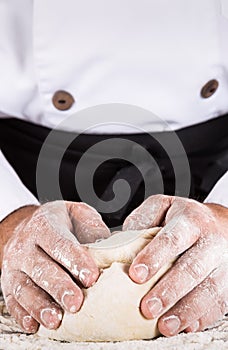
[[0, 0, 228, 221]]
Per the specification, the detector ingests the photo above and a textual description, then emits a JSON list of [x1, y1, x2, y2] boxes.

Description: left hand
[[123, 195, 228, 337]]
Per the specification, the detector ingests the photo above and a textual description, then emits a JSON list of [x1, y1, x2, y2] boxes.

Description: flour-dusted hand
[[0, 201, 110, 333], [123, 195, 228, 336]]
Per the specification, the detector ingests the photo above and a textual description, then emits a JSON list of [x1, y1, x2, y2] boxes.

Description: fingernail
[[40, 308, 62, 329], [188, 320, 199, 333], [163, 315, 181, 335], [146, 297, 163, 318], [62, 290, 79, 313], [22, 315, 36, 332], [79, 269, 92, 287], [133, 264, 149, 282]]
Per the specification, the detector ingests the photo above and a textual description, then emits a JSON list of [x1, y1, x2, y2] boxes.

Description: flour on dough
[[38, 227, 172, 342]]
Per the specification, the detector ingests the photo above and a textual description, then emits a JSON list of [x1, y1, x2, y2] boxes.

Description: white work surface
[[0, 293, 227, 350]]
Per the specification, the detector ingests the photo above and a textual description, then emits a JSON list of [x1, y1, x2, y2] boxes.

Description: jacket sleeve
[[204, 171, 228, 208], [0, 151, 40, 221]]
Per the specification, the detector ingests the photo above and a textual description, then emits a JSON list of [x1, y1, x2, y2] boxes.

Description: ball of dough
[[38, 228, 173, 342]]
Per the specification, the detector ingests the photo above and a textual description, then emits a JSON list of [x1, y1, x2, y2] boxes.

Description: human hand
[[123, 195, 228, 336], [0, 201, 110, 333]]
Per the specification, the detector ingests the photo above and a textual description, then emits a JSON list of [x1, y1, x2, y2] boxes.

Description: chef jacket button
[[201, 79, 219, 98], [52, 90, 75, 110]]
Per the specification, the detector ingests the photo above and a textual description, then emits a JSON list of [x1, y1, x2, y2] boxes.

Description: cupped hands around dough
[[38, 227, 173, 342]]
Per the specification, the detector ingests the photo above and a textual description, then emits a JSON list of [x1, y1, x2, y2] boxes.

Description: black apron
[[0, 115, 228, 229]]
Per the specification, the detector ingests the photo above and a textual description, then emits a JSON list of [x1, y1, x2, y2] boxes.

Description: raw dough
[[38, 228, 173, 342]]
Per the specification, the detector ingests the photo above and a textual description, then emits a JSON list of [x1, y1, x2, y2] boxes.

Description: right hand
[[0, 201, 110, 333]]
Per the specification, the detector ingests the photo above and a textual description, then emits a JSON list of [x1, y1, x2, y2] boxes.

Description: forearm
[[0, 205, 39, 268]]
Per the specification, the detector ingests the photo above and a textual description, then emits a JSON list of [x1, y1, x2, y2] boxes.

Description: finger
[[196, 305, 227, 332], [188, 308, 226, 333], [184, 305, 222, 333], [40, 237, 99, 288], [123, 195, 172, 230], [185, 267, 228, 333], [184, 320, 200, 333], [129, 214, 201, 284], [68, 202, 111, 243], [33, 210, 100, 288], [158, 264, 228, 337], [5, 294, 38, 333], [140, 234, 224, 320], [12, 272, 63, 330], [22, 247, 83, 313]]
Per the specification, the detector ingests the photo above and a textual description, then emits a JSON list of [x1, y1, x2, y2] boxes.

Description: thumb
[[123, 195, 172, 231], [67, 202, 111, 244]]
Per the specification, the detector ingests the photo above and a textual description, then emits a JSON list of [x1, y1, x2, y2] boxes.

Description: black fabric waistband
[[1, 113, 228, 154], [0, 115, 228, 229]]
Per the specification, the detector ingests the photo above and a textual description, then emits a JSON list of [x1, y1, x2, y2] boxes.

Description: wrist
[[204, 202, 228, 213], [0, 205, 40, 268], [203, 202, 228, 232]]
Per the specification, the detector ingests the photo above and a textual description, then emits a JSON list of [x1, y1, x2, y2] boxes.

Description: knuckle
[[159, 228, 184, 251], [13, 276, 31, 301], [179, 200, 213, 227], [32, 261, 71, 295], [146, 194, 169, 210], [182, 258, 205, 281], [14, 283, 23, 299], [166, 214, 200, 243], [30, 214, 50, 233], [53, 236, 69, 252], [206, 275, 228, 315], [135, 213, 152, 228], [41, 200, 63, 211], [4, 294, 14, 310], [169, 230, 184, 249], [147, 194, 164, 202], [52, 237, 82, 268], [74, 201, 96, 212], [11, 306, 25, 324], [30, 261, 47, 284], [159, 283, 179, 307], [2, 271, 17, 295], [123, 195, 167, 230]]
